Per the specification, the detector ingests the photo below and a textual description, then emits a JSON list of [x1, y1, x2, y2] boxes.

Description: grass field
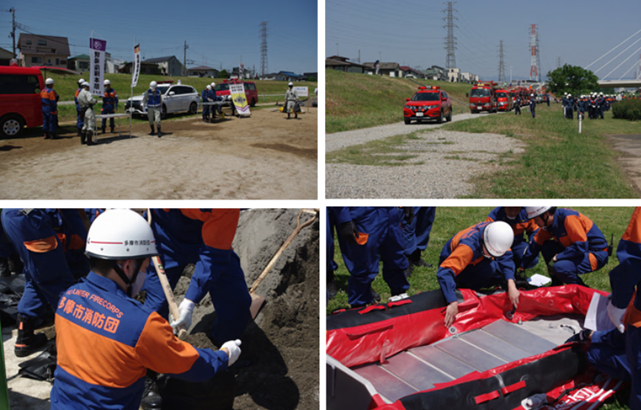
[[326, 206, 635, 409], [41, 71, 316, 123], [326, 69, 472, 133]]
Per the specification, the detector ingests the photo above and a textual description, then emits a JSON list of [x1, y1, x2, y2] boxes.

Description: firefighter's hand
[[607, 299, 626, 333], [221, 339, 242, 366], [170, 298, 195, 334], [444, 301, 458, 328], [339, 221, 359, 245], [507, 279, 520, 309]]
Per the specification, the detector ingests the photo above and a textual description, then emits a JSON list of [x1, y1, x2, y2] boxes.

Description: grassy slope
[[327, 207, 635, 409], [44, 71, 316, 122], [326, 69, 471, 133]]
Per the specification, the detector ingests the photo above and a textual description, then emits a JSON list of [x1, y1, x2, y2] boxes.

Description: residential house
[[0, 47, 14, 66], [399, 66, 425, 79], [141, 56, 185, 77], [187, 66, 219, 77], [68, 52, 118, 73], [447, 68, 461, 82], [423, 65, 447, 81], [302, 72, 317, 81], [230, 66, 252, 79], [325, 55, 367, 74], [460, 72, 478, 84], [120, 61, 161, 75], [364, 62, 400, 77], [17, 33, 70, 68]]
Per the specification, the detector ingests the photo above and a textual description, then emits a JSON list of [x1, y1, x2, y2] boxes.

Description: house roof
[[0, 46, 13, 58], [69, 54, 90, 60], [364, 62, 399, 70], [325, 58, 368, 69], [279, 71, 301, 78], [143, 56, 177, 63], [399, 66, 422, 75], [18, 34, 70, 56], [188, 65, 217, 71]]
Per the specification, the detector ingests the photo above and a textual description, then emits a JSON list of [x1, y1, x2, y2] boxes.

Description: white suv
[[125, 83, 200, 118]]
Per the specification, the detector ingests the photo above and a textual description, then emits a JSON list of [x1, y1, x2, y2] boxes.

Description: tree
[[219, 69, 229, 79], [546, 64, 599, 96]]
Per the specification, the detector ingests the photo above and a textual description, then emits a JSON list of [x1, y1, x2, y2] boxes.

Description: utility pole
[[259, 21, 268, 77], [442, 2, 458, 70], [358, 50, 360, 64], [498, 40, 506, 83], [9, 7, 16, 58], [183, 40, 189, 76]]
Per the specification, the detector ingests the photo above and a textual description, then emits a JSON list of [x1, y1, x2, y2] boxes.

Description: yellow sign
[[229, 83, 250, 116]]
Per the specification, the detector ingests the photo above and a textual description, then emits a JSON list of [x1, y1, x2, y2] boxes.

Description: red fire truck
[[469, 81, 498, 113]]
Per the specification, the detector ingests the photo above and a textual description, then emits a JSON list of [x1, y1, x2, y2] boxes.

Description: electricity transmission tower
[[442, 2, 457, 69], [498, 40, 506, 83], [259, 21, 268, 77]]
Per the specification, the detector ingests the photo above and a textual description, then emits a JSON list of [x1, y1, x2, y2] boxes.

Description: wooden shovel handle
[[249, 209, 318, 294]]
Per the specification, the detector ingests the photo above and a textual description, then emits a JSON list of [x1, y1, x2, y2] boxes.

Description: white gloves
[[607, 299, 627, 333], [221, 339, 242, 366], [170, 298, 195, 334]]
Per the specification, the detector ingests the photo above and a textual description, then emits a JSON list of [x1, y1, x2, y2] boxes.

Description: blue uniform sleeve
[[610, 244, 641, 308], [166, 347, 229, 382], [437, 267, 458, 304], [185, 246, 232, 304], [330, 207, 352, 225], [521, 239, 541, 269], [59, 209, 88, 242], [496, 251, 515, 281]]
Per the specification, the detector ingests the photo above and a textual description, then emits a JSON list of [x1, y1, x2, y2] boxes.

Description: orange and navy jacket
[[437, 221, 515, 304], [74, 87, 82, 108], [50, 271, 228, 409], [151, 209, 240, 304], [609, 208, 641, 328], [102, 87, 118, 110], [486, 207, 539, 246], [41, 86, 58, 114], [45, 209, 87, 254], [521, 208, 608, 270]]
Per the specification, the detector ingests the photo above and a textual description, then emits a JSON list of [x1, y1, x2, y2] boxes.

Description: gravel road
[[326, 127, 525, 199], [326, 112, 491, 152]]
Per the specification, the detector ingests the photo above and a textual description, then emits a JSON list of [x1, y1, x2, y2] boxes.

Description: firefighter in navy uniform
[[74, 78, 85, 136], [49, 209, 242, 410], [437, 221, 518, 328], [201, 85, 211, 122], [514, 96, 521, 115], [521, 207, 609, 286], [529, 93, 536, 118], [41, 78, 59, 139], [101, 79, 118, 134], [486, 207, 539, 271]]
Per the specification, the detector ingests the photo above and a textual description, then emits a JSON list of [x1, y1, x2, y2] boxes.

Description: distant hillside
[[326, 69, 472, 133]]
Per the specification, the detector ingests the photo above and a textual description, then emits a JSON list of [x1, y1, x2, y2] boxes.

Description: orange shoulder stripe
[[622, 208, 641, 244], [24, 235, 58, 253], [440, 244, 474, 276]]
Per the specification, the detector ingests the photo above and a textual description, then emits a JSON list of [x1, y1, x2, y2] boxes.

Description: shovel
[[248, 209, 318, 319]]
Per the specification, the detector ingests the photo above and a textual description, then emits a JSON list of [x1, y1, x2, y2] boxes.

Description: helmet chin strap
[[110, 260, 143, 297]]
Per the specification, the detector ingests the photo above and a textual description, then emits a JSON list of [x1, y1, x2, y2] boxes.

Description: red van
[[0, 66, 44, 137], [214, 79, 259, 107]]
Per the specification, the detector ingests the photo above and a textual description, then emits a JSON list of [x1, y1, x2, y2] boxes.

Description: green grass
[[42, 71, 316, 122], [327, 207, 634, 408], [326, 69, 472, 133], [439, 104, 639, 198], [327, 132, 431, 165]]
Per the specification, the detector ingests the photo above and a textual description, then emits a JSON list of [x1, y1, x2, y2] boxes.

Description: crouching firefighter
[[50, 209, 242, 410]]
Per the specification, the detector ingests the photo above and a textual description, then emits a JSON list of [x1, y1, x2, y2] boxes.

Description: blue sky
[[326, 0, 641, 81], [1, 0, 318, 74]]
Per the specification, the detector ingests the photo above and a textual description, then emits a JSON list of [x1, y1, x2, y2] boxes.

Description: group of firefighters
[[0, 208, 251, 409], [561, 91, 618, 120], [327, 206, 641, 408]]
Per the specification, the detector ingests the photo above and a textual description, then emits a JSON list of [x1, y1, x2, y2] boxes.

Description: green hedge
[[612, 98, 641, 121]]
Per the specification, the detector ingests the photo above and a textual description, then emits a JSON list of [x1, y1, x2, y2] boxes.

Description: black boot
[[409, 249, 432, 268], [140, 371, 162, 409], [50, 132, 58, 140], [371, 289, 381, 303], [15, 314, 48, 358], [404, 263, 414, 279], [77, 128, 82, 137], [110, 127, 115, 133], [157, 125, 162, 138], [80, 130, 86, 145], [101, 127, 106, 135], [149, 125, 155, 136], [44, 132, 50, 140]]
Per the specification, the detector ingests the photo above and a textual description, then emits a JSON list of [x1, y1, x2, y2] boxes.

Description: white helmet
[[85, 209, 158, 260], [78, 78, 85, 85], [525, 206, 552, 220], [206, 85, 211, 90], [150, 81, 157, 88], [567, 94, 571, 98], [45, 78, 54, 85], [483, 221, 514, 257], [599, 92, 603, 96], [104, 79, 111, 86], [288, 82, 293, 86], [211, 82, 216, 87], [82, 81, 90, 88]]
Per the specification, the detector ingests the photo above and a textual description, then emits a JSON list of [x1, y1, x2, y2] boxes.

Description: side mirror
[[406, 98, 410, 102], [442, 97, 447, 101], [35, 88, 41, 94], [169, 91, 175, 96]]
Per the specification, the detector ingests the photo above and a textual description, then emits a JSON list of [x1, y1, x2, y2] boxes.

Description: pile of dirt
[[170, 208, 319, 410]]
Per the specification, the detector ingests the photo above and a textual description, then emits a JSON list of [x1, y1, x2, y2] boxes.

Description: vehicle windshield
[[411, 92, 439, 102], [215, 84, 230, 92], [497, 92, 507, 98], [158, 86, 170, 95], [471, 88, 490, 97]]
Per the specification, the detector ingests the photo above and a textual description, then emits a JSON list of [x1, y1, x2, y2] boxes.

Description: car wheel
[[437, 110, 443, 124], [0, 114, 24, 138], [404, 117, 411, 125], [446, 108, 452, 122], [249, 98, 256, 107], [189, 102, 197, 115], [160, 105, 167, 119]]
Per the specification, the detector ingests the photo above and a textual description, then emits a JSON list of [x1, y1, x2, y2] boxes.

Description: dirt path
[[608, 134, 641, 195], [0, 109, 317, 199]]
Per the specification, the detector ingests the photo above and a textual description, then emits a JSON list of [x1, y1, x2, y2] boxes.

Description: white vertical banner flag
[[132, 44, 141, 87], [229, 83, 251, 116], [239, 62, 244, 79], [90, 38, 106, 97]]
